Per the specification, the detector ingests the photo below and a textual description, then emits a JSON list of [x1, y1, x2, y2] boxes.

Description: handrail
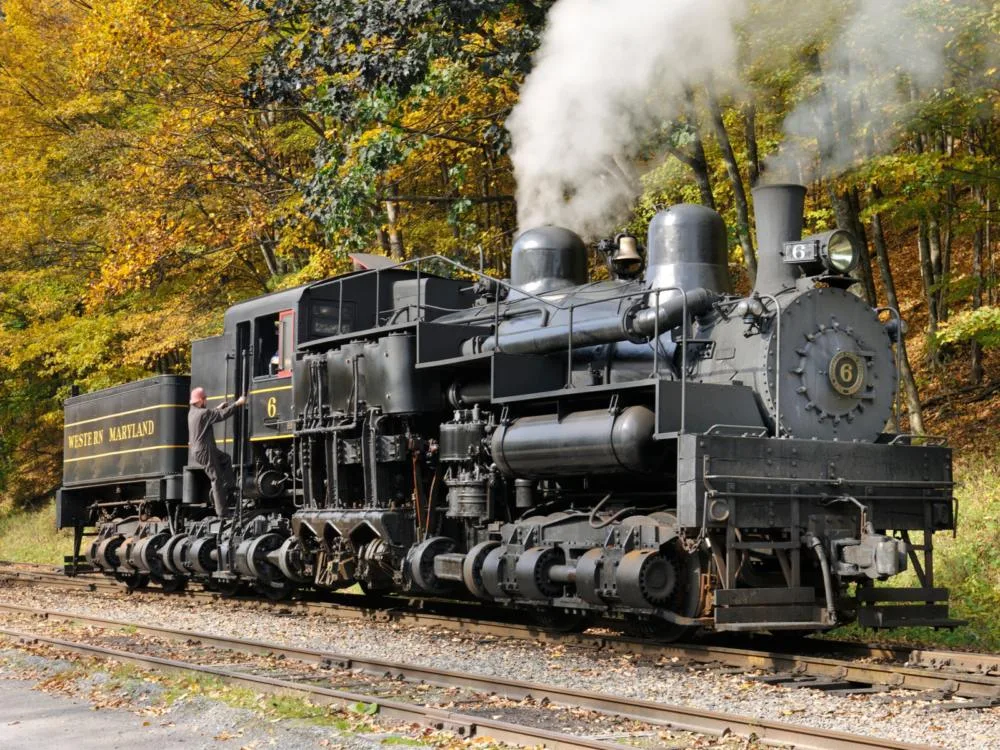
[[309, 253, 565, 316], [309, 254, 710, 435], [757, 293, 783, 438], [556, 284, 689, 430]]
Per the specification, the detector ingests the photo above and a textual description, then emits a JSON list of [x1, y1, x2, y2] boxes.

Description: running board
[[855, 587, 965, 629], [713, 587, 832, 631]]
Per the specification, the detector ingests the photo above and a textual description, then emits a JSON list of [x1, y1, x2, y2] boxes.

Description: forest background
[[0, 0, 998, 640]]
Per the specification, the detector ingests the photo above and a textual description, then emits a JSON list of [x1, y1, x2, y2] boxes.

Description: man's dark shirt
[[188, 402, 240, 466]]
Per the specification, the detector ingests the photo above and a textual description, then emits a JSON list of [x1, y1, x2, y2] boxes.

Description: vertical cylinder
[[514, 479, 535, 508], [645, 204, 731, 295], [751, 184, 807, 295], [509, 226, 588, 298]]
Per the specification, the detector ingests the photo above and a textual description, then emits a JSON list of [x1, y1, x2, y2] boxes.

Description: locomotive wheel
[[462, 541, 499, 600], [356, 579, 393, 608], [255, 579, 294, 601], [480, 545, 508, 599], [188, 536, 218, 575], [573, 548, 607, 605], [623, 615, 664, 639], [114, 571, 149, 591], [275, 537, 308, 583], [531, 609, 588, 632], [651, 621, 694, 643], [617, 549, 677, 609], [213, 579, 243, 598], [244, 533, 285, 582], [159, 533, 189, 575], [515, 546, 564, 601], [358, 579, 392, 599], [407, 536, 456, 595], [94, 535, 124, 571], [154, 575, 188, 593], [136, 532, 169, 577]]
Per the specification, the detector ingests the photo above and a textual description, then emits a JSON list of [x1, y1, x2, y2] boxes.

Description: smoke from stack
[[765, 0, 949, 182], [507, 0, 992, 236], [506, 0, 748, 240]]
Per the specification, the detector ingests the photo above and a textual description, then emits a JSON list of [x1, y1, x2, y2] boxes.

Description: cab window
[[277, 310, 294, 376], [254, 314, 278, 376]]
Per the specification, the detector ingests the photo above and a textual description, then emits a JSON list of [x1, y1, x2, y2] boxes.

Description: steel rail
[[909, 649, 1000, 675], [0, 626, 630, 750], [0, 610, 939, 750], [0, 567, 552, 633], [3, 566, 999, 701]]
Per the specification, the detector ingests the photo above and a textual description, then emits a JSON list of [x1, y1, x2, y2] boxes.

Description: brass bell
[[612, 234, 643, 276]]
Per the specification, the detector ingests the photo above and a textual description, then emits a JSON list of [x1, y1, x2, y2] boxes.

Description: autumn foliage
[[0, 1, 998, 510]]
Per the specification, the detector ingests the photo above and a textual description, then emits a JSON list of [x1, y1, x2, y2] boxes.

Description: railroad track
[[3, 563, 999, 708], [0, 603, 940, 750]]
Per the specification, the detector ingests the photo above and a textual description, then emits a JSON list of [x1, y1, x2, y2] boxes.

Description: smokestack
[[751, 184, 806, 296]]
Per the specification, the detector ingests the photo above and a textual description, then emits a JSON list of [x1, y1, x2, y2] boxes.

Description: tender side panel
[[62, 375, 191, 488]]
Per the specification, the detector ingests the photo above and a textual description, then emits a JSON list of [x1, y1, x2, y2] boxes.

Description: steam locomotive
[[57, 184, 958, 637]]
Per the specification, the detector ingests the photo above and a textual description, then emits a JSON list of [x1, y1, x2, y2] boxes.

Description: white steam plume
[[506, 0, 749, 239], [765, 0, 949, 182], [508, 0, 987, 236]]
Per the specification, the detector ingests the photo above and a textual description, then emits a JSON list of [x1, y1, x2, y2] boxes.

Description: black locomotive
[[57, 184, 958, 637]]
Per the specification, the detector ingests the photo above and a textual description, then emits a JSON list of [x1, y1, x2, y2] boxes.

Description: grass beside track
[[831, 451, 1000, 652], [0, 500, 71, 566], [1, 451, 998, 651]]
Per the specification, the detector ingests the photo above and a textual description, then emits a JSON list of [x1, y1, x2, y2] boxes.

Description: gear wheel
[[617, 549, 678, 608]]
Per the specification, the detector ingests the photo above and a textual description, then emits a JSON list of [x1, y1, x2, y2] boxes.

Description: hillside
[[884, 225, 1000, 452]]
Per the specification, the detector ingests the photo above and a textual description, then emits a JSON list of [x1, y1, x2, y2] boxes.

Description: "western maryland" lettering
[[67, 429, 103, 449], [66, 419, 156, 450], [108, 419, 155, 442]]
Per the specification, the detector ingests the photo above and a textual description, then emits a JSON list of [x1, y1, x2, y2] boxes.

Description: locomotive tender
[[58, 184, 958, 636]]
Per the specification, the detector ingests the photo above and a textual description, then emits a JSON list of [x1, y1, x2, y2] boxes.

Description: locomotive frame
[[57, 184, 959, 637]]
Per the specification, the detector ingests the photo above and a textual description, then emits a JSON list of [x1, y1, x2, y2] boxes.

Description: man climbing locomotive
[[57, 183, 958, 634], [187, 387, 247, 519]]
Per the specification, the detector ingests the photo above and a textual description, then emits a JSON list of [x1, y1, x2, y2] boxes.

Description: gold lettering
[[108, 419, 156, 442], [67, 429, 104, 450]]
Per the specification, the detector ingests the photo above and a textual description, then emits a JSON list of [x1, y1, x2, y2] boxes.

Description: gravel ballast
[[1, 584, 998, 749]]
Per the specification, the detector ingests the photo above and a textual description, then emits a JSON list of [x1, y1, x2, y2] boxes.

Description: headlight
[[822, 230, 859, 273], [783, 229, 859, 276]]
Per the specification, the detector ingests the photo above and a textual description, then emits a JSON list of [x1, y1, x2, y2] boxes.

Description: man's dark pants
[[202, 451, 235, 517]]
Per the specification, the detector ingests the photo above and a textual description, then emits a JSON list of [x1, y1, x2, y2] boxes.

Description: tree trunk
[[685, 89, 715, 210], [928, 214, 943, 312], [690, 134, 715, 210], [938, 185, 956, 323], [386, 192, 404, 259], [847, 187, 876, 303], [989, 194, 995, 307], [828, 185, 877, 304], [871, 187, 924, 434], [707, 95, 756, 282], [376, 227, 391, 256], [972, 185, 986, 384], [743, 103, 761, 187], [258, 241, 280, 277], [917, 219, 939, 336]]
